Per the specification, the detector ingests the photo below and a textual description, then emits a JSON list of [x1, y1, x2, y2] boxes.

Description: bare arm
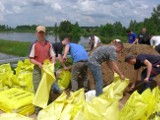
[[30, 58, 42, 68], [133, 38, 139, 44], [143, 60, 152, 79], [63, 45, 70, 60], [58, 54, 67, 68], [108, 61, 124, 80]]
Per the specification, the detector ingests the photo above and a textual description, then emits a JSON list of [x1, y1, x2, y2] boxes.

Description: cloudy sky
[[0, 0, 159, 27]]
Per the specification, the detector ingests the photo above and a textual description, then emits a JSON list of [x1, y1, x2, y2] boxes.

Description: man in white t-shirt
[[150, 35, 160, 53], [88, 35, 101, 51], [150, 35, 160, 46]]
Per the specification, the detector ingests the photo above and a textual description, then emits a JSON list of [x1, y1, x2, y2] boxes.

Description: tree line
[[0, 4, 159, 43]]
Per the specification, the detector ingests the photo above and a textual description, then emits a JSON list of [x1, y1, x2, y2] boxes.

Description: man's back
[[52, 42, 63, 57]]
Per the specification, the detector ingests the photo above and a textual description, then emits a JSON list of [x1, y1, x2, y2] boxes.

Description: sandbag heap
[[0, 59, 34, 92], [0, 88, 34, 116], [37, 74, 130, 120]]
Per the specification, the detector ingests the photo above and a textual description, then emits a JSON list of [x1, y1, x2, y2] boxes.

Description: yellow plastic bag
[[0, 88, 34, 115], [0, 63, 12, 73], [139, 89, 158, 120], [102, 73, 129, 100], [0, 113, 33, 120], [33, 61, 56, 108], [120, 91, 148, 120], [57, 70, 71, 90]]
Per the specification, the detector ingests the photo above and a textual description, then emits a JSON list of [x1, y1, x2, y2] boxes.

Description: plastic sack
[[102, 73, 129, 100], [13, 71, 34, 93], [139, 89, 158, 120], [0, 88, 34, 115], [37, 89, 85, 120], [33, 60, 56, 108], [0, 63, 12, 73], [148, 87, 160, 120], [120, 91, 148, 120], [0, 113, 33, 120], [57, 70, 71, 90]]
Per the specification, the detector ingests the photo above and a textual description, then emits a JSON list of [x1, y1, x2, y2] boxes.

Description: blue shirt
[[68, 43, 88, 62], [128, 32, 137, 43]]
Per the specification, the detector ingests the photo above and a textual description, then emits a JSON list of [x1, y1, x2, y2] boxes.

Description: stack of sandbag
[[119, 87, 160, 120], [37, 73, 130, 120], [0, 88, 34, 115], [0, 59, 34, 92]]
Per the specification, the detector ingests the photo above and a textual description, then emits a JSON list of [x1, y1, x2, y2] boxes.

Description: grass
[[0, 39, 31, 57]]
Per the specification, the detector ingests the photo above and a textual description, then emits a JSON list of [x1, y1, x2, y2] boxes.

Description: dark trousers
[[141, 67, 160, 92]]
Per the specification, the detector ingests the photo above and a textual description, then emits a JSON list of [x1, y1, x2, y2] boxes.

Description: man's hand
[[144, 77, 149, 83], [38, 63, 43, 69], [129, 83, 135, 91], [64, 66, 69, 70], [119, 74, 125, 80]]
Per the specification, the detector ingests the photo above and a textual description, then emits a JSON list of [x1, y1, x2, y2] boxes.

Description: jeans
[[71, 62, 89, 92], [141, 67, 160, 92], [88, 61, 103, 96]]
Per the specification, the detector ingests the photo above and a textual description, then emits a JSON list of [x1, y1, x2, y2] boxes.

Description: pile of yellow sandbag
[[0, 88, 34, 116], [0, 59, 34, 92], [37, 74, 129, 120]]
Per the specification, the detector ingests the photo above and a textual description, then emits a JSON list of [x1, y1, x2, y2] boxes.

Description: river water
[[0, 32, 89, 47]]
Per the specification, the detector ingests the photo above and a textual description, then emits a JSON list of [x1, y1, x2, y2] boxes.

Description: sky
[[0, 0, 159, 27]]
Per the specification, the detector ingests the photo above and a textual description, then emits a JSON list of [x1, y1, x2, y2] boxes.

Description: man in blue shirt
[[63, 40, 89, 92], [126, 29, 138, 44]]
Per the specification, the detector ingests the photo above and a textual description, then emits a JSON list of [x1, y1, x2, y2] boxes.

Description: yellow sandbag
[[140, 89, 158, 120], [120, 91, 148, 120], [13, 71, 34, 93], [0, 88, 34, 113], [102, 73, 129, 100], [0, 63, 12, 73], [37, 92, 67, 120], [148, 87, 160, 120], [57, 70, 71, 90], [18, 104, 35, 116], [33, 61, 56, 108], [0, 113, 33, 120]]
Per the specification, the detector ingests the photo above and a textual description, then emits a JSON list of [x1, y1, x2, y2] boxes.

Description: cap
[[125, 54, 135, 62], [36, 26, 46, 33], [115, 39, 121, 42]]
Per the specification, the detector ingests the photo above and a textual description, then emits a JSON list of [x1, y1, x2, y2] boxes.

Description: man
[[150, 34, 160, 53], [125, 54, 160, 92], [63, 40, 89, 92], [88, 42, 125, 96], [88, 35, 101, 51], [126, 29, 138, 44], [138, 28, 150, 45], [52, 36, 70, 70], [29, 25, 56, 92]]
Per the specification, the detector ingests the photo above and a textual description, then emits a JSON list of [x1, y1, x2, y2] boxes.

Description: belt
[[77, 60, 88, 62]]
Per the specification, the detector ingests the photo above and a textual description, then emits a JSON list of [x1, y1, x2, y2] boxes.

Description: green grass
[[0, 39, 31, 57]]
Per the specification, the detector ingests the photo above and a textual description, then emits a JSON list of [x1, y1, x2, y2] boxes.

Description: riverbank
[[0, 39, 31, 57]]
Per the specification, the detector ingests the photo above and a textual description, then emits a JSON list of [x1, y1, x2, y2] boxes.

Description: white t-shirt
[[150, 36, 160, 46], [89, 35, 101, 48]]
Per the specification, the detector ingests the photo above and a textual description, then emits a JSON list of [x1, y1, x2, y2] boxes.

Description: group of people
[[29, 25, 160, 112], [127, 27, 160, 53]]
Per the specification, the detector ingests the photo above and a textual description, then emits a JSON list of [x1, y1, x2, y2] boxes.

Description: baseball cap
[[36, 26, 46, 33], [125, 54, 135, 62]]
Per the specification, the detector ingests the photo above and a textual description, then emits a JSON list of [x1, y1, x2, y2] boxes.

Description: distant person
[[88, 35, 101, 51], [52, 35, 70, 70], [28, 25, 56, 113], [138, 28, 150, 45], [63, 39, 89, 92], [88, 41, 125, 96], [125, 54, 160, 92], [150, 34, 160, 53], [126, 29, 138, 44]]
